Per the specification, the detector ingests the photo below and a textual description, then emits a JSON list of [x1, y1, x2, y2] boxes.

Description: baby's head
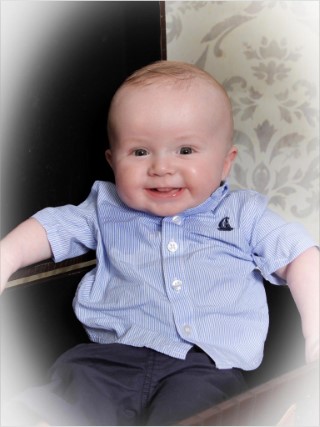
[[106, 60, 237, 217]]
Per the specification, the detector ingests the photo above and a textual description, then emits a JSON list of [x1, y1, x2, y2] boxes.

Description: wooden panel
[[177, 362, 319, 426]]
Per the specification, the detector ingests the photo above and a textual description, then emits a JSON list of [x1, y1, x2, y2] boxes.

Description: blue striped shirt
[[33, 181, 316, 370]]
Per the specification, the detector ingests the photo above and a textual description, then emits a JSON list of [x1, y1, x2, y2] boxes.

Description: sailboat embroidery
[[218, 217, 233, 231]]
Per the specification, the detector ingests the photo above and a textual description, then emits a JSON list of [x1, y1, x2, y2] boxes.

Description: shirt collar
[[175, 181, 230, 218]]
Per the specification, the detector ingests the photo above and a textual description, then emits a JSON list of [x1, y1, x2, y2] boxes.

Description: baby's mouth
[[153, 187, 178, 192], [147, 188, 183, 197]]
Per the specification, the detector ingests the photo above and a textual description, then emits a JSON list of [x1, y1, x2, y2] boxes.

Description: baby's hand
[[0, 250, 13, 294], [305, 335, 319, 364]]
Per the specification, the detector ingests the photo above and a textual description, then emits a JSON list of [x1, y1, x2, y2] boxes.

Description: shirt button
[[183, 325, 192, 335], [172, 279, 182, 292], [172, 215, 182, 225], [167, 241, 178, 252]]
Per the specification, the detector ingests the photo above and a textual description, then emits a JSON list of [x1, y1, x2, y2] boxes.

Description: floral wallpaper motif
[[166, 1, 319, 240]]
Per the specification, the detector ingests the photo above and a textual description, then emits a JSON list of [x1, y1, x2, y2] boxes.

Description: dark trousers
[[4, 343, 247, 426]]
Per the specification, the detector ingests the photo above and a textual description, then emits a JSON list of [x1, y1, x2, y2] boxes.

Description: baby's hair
[[121, 60, 224, 91], [107, 60, 233, 146]]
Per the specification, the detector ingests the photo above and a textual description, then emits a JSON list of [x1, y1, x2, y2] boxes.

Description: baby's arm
[[0, 218, 52, 293], [276, 246, 319, 363]]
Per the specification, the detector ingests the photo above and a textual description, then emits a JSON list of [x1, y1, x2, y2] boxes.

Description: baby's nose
[[148, 155, 175, 176]]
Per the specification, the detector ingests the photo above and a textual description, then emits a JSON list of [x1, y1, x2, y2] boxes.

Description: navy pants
[[5, 343, 247, 425]]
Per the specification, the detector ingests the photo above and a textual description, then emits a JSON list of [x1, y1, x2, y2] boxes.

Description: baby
[[1, 61, 319, 426]]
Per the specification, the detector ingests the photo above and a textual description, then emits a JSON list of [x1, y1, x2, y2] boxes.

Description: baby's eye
[[179, 147, 193, 155], [133, 149, 148, 157]]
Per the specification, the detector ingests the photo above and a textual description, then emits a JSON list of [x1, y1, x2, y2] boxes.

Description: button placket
[[167, 216, 182, 253], [171, 279, 182, 292], [167, 240, 178, 253], [183, 324, 192, 336], [161, 218, 196, 341], [161, 219, 184, 298], [172, 215, 182, 225]]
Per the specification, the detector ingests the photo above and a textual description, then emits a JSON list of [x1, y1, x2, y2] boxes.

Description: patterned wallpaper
[[165, 1, 319, 241]]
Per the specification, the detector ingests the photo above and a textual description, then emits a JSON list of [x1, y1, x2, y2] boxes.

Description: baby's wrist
[[305, 335, 319, 364]]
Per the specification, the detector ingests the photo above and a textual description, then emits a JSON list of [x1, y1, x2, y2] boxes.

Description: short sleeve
[[32, 183, 99, 262], [243, 193, 317, 285]]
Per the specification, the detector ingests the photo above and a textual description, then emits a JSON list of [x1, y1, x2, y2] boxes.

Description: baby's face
[[106, 80, 237, 217]]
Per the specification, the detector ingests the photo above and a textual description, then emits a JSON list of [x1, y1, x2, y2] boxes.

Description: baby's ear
[[105, 149, 113, 168], [228, 145, 238, 163], [222, 145, 238, 181]]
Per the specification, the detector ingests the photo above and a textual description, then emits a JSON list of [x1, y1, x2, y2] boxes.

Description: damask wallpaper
[[166, 1, 319, 241]]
